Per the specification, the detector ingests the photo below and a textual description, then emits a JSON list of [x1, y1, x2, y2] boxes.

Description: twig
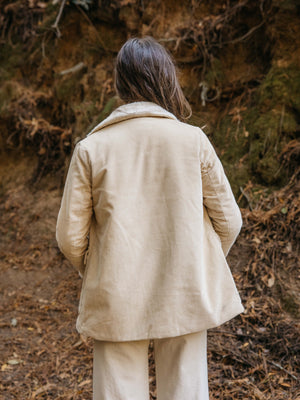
[[32, 383, 61, 399], [240, 186, 253, 211], [267, 360, 298, 381], [158, 37, 178, 43], [59, 62, 86, 75], [262, 354, 275, 398], [212, 330, 256, 340], [211, 348, 256, 368], [219, 21, 265, 46], [249, 349, 299, 381], [52, 0, 67, 38]]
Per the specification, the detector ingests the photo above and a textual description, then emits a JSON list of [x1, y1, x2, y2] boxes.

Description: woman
[[56, 37, 244, 400]]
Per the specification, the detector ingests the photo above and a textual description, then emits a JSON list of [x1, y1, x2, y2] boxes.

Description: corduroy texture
[[56, 102, 244, 342], [93, 330, 208, 400]]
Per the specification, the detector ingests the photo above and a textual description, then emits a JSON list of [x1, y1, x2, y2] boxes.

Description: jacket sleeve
[[199, 130, 242, 256], [56, 141, 93, 275]]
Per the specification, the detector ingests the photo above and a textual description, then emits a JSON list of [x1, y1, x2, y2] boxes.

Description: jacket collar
[[88, 102, 178, 136]]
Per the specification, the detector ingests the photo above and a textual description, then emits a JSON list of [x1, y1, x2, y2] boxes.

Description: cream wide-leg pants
[[93, 330, 209, 400]]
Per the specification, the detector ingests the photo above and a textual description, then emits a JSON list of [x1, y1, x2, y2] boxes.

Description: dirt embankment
[[1, 0, 299, 192], [0, 0, 299, 399]]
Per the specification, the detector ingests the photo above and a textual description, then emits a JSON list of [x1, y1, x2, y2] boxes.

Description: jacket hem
[[76, 302, 244, 342]]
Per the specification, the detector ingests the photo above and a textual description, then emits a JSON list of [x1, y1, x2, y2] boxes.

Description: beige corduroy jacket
[[56, 102, 244, 341]]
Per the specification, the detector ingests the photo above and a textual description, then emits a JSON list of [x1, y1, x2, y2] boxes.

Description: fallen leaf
[[267, 275, 275, 288], [8, 359, 23, 365], [32, 383, 57, 398], [1, 364, 10, 371], [78, 379, 92, 387], [252, 237, 261, 244]]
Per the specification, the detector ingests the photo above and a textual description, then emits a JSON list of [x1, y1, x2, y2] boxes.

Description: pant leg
[[154, 330, 209, 400], [93, 338, 150, 400]]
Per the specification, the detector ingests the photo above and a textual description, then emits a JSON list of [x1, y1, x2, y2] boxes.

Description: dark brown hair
[[115, 37, 192, 121]]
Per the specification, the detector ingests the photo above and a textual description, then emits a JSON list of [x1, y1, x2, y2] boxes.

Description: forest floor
[[0, 152, 299, 400], [1, 0, 300, 399]]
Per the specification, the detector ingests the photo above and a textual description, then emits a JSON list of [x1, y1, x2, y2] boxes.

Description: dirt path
[[0, 155, 92, 399], [0, 155, 299, 400]]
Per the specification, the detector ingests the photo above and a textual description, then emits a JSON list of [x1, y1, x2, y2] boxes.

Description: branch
[[52, 0, 67, 38], [267, 360, 298, 381], [59, 62, 86, 75], [219, 21, 265, 46], [240, 186, 253, 211]]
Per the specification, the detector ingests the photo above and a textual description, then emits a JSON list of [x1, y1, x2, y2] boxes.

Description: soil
[[1, 0, 300, 399], [0, 153, 91, 399], [0, 152, 299, 400]]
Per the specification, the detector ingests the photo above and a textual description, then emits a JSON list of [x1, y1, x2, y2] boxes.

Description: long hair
[[115, 37, 192, 121]]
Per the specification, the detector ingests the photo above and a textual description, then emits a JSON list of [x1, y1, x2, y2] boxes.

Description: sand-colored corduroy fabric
[[56, 102, 244, 341], [93, 331, 208, 400]]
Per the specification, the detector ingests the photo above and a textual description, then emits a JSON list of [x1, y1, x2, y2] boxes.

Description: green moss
[[222, 160, 251, 198], [0, 43, 24, 82], [246, 115, 280, 184], [87, 96, 118, 130], [54, 69, 86, 102], [209, 115, 250, 196], [73, 96, 118, 138], [250, 66, 299, 184], [214, 115, 249, 160], [0, 82, 19, 115], [253, 110, 280, 137], [73, 101, 98, 137], [259, 65, 300, 111], [256, 150, 282, 184], [99, 96, 118, 118], [272, 0, 299, 11], [281, 110, 298, 133], [204, 57, 225, 88], [198, 63, 299, 191], [55, 79, 77, 101], [241, 89, 298, 185]]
